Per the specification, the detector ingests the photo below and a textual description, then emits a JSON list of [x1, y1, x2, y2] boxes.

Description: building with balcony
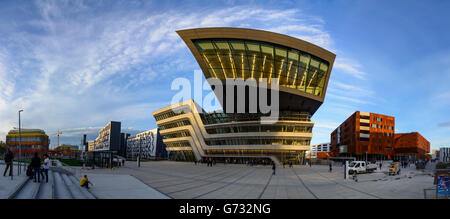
[[5, 129, 50, 159], [331, 111, 395, 160], [87, 121, 129, 167], [309, 142, 331, 159], [153, 27, 336, 164], [126, 128, 167, 160], [331, 111, 430, 161]]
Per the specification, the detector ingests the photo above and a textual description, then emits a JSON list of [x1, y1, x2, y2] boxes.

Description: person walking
[[379, 162, 382, 170], [80, 175, 93, 189], [30, 153, 41, 183], [329, 162, 332, 173], [42, 154, 50, 183], [272, 162, 276, 175], [3, 149, 14, 178]]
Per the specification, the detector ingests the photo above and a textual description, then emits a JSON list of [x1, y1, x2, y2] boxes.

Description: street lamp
[[18, 109, 23, 175]]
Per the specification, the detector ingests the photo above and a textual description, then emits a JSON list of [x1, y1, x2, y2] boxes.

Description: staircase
[[8, 168, 97, 199]]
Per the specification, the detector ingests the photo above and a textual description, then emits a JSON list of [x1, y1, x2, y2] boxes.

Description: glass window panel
[[275, 48, 287, 58], [231, 42, 245, 51], [319, 62, 329, 72], [288, 51, 299, 61], [300, 54, 310, 65], [197, 42, 214, 50], [261, 44, 274, 56], [310, 58, 320, 68], [246, 42, 260, 52], [214, 42, 230, 50]]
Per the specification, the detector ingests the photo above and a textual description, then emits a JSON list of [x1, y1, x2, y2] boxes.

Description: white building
[[439, 147, 450, 163], [126, 128, 159, 159], [308, 143, 331, 159]]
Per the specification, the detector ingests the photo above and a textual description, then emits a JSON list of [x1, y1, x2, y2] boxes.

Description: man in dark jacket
[[30, 153, 41, 183], [272, 162, 276, 175], [3, 149, 14, 177]]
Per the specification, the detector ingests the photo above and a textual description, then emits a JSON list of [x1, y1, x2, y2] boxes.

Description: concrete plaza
[[73, 161, 435, 199]]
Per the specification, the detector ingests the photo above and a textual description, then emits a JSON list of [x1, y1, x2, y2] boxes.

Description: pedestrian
[[283, 162, 285, 168], [30, 153, 41, 183], [329, 163, 332, 173], [379, 162, 382, 170], [194, 160, 197, 165], [122, 159, 125, 167], [80, 175, 93, 189], [3, 148, 14, 178], [289, 162, 293, 168], [42, 154, 50, 183], [272, 162, 276, 175]]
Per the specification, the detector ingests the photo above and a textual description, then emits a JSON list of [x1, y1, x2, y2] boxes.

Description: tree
[[0, 141, 6, 155]]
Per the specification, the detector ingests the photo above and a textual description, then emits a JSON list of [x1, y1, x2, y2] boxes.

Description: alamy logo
[[171, 70, 280, 124]]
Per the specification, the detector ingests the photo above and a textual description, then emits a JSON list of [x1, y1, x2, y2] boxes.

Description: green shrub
[[436, 162, 450, 169]]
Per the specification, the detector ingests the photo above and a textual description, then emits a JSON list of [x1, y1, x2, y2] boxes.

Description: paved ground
[[0, 163, 28, 199], [72, 161, 436, 199]]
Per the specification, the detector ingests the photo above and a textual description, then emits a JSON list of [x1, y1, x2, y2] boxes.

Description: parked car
[[348, 161, 378, 174]]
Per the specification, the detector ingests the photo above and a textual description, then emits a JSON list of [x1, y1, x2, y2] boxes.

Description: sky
[[0, 0, 449, 150]]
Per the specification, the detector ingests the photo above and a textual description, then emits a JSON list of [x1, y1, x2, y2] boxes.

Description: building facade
[[310, 142, 331, 159], [439, 147, 450, 163], [394, 132, 430, 160], [330, 111, 395, 160], [126, 128, 167, 160], [5, 129, 50, 159], [153, 27, 336, 164], [87, 121, 128, 157], [331, 111, 431, 161]]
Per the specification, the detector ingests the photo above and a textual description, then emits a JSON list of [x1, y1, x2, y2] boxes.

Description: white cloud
[[0, 2, 337, 143], [334, 57, 367, 80]]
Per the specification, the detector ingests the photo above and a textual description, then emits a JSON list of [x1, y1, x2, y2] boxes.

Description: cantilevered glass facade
[[153, 28, 336, 164], [194, 39, 329, 97]]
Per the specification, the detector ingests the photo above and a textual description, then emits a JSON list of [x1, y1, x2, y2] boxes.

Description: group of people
[[26, 153, 50, 183]]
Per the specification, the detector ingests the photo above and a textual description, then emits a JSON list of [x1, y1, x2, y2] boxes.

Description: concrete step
[[69, 175, 96, 199], [52, 171, 72, 199], [37, 170, 54, 199], [14, 179, 37, 199], [61, 173, 86, 199]]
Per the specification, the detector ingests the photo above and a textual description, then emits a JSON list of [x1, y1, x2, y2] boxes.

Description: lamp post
[[18, 110, 23, 175]]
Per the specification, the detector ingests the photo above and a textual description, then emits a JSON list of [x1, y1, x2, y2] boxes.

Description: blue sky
[[0, 0, 449, 150]]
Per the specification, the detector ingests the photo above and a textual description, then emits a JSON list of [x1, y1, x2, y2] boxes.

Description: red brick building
[[331, 111, 431, 161], [331, 111, 395, 160], [394, 132, 430, 160]]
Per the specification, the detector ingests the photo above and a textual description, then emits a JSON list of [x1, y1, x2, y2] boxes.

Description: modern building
[[5, 129, 50, 159], [126, 128, 167, 160], [330, 111, 395, 160], [153, 27, 336, 164], [309, 142, 331, 159], [394, 132, 430, 160], [331, 111, 431, 161], [87, 121, 129, 167], [439, 147, 450, 163]]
